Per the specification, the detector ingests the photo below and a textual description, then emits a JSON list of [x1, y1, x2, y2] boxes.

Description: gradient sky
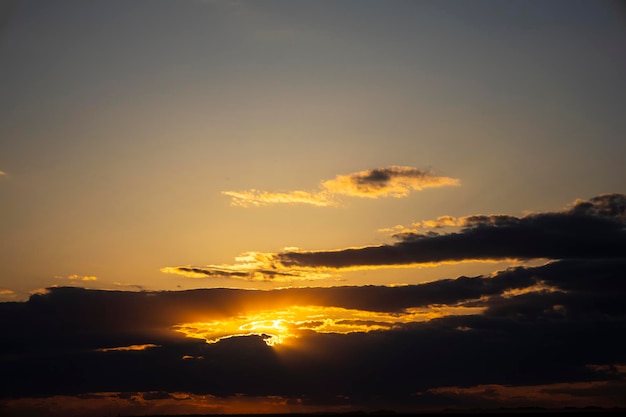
[[1, 0, 625, 415]]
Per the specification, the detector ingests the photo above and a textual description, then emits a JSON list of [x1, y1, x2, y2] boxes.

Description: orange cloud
[[222, 190, 332, 207], [0, 289, 15, 297], [162, 247, 514, 282], [223, 166, 459, 207], [0, 392, 298, 417], [161, 250, 336, 281], [95, 344, 160, 352], [425, 380, 626, 409], [320, 166, 459, 198], [57, 274, 98, 281], [69, 274, 98, 281]]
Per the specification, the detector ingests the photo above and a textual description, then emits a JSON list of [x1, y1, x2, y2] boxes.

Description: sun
[[173, 304, 484, 347]]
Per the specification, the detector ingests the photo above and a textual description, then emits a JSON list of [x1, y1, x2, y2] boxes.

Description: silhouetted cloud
[[161, 251, 334, 281], [2, 257, 625, 414], [164, 194, 626, 281], [3, 193, 626, 414], [222, 166, 459, 207], [277, 193, 626, 268]]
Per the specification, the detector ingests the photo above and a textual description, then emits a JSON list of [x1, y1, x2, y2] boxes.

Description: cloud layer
[[2, 258, 625, 414], [222, 166, 459, 207], [3, 193, 625, 414], [164, 193, 626, 281]]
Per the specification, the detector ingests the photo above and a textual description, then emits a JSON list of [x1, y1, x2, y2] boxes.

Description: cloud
[[421, 380, 626, 410], [164, 193, 626, 281], [68, 274, 98, 281], [222, 190, 333, 207], [320, 166, 460, 198], [161, 251, 335, 281], [0, 170, 6, 177], [222, 166, 459, 207], [0, 289, 14, 299], [95, 344, 160, 352], [3, 193, 626, 413], [56, 274, 98, 282], [1, 258, 625, 412], [276, 193, 626, 269]]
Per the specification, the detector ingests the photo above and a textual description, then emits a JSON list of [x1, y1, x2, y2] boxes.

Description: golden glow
[[174, 305, 484, 346], [95, 344, 159, 352]]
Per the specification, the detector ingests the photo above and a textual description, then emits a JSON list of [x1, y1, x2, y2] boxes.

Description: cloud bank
[[3, 193, 625, 414], [164, 193, 626, 281], [222, 166, 459, 207], [2, 258, 625, 414]]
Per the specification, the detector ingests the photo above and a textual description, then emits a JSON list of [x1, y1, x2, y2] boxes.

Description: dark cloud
[[2, 257, 625, 412], [164, 194, 626, 282], [277, 194, 626, 268], [3, 194, 626, 413]]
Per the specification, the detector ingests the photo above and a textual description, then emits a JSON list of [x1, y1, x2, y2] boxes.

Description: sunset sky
[[1, 0, 625, 415]]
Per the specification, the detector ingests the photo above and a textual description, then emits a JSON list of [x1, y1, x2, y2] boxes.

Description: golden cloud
[[67, 274, 98, 281], [95, 344, 160, 352], [160, 250, 336, 281], [223, 166, 459, 207], [320, 166, 459, 198]]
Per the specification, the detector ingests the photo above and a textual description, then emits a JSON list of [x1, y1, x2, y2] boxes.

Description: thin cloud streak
[[223, 166, 459, 207], [161, 251, 335, 281], [222, 190, 332, 207]]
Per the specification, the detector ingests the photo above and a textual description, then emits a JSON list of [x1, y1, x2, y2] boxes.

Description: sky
[[0, 0, 625, 415]]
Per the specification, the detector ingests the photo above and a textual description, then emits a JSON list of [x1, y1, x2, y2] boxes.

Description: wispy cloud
[[222, 166, 459, 207], [95, 344, 159, 352], [161, 251, 335, 281], [0, 170, 6, 177], [56, 274, 98, 282], [222, 190, 332, 207], [164, 194, 626, 281]]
